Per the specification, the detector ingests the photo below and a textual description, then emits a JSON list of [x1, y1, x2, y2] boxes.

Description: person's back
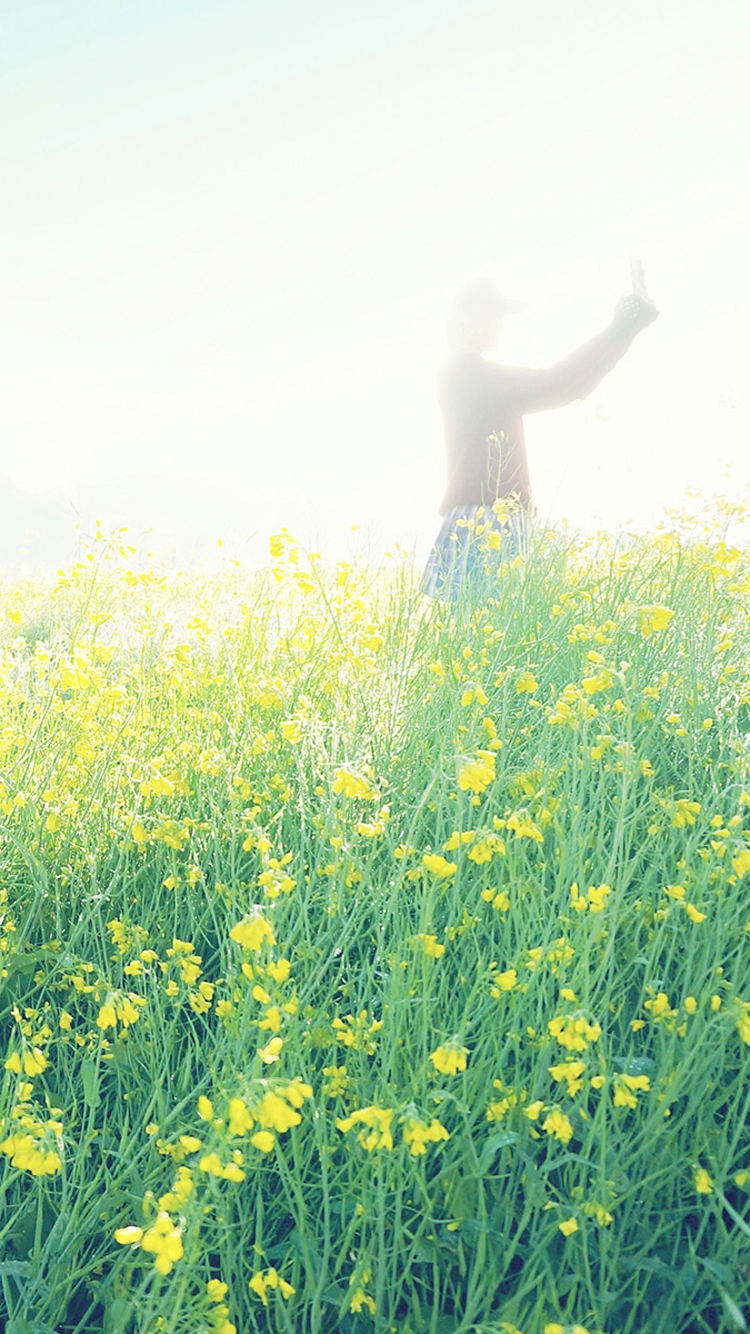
[[422, 274, 659, 600]]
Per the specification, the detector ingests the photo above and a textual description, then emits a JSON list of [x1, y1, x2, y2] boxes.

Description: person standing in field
[[421, 269, 659, 599]]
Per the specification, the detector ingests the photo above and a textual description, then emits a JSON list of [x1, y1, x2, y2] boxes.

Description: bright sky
[[2, 0, 749, 560]]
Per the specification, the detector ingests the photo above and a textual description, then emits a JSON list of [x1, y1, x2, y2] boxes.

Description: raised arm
[[508, 294, 659, 414]]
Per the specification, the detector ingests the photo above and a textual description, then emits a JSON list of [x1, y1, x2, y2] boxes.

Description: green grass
[[2, 509, 750, 1334]]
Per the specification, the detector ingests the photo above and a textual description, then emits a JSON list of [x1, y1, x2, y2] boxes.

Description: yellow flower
[[458, 751, 496, 795], [612, 1073, 649, 1108], [735, 1003, 750, 1045], [199, 1153, 225, 1176], [490, 968, 517, 996], [256, 1091, 301, 1132], [350, 1288, 377, 1315], [178, 1134, 202, 1153], [638, 604, 674, 635], [416, 934, 445, 958], [229, 915, 275, 951], [733, 848, 750, 878], [401, 1117, 449, 1156], [548, 1013, 601, 1051], [1, 1133, 62, 1176], [429, 1043, 468, 1075], [559, 1217, 579, 1236], [251, 1130, 275, 1153], [22, 1048, 49, 1075], [258, 1036, 283, 1064], [114, 1226, 144, 1245], [222, 1161, 245, 1182], [460, 683, 488, 707], [672, 799, 701, 828], [694, 1167, 714, 1194], [323, 1065, 348, 1097], [248, 1267, 295, 1305], [336, 1105, 394, 1152], [421, 854, 457, 879], [581, 668, 613, 695], [542, 1109, 574, 1144], [548, 1060, 585, 1097], [332, 767, 378, 800], [506, 810, 544, 842], [226, 1097, 252, 1135], [140, 1212, 184, 1275], [267, 958, 291, 983], [515, 671, 538, 694]]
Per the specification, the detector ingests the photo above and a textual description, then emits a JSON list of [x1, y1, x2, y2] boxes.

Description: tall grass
[[2, 509, 750, 1334]]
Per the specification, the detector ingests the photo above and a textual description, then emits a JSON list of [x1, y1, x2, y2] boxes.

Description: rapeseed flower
[[322, 1065, 348, 1096], [732, 847, 750, 878], [1, 1132, 62, 1176], [548, 1014, 601, 1052], [548, 1060, 585, 1097], [422, 853, 457, 878], [542, 1109, 574, 1144], [139, 1212, 184, 1275], [458, 751, 496, 794], [694, 1166, 714, 1194], [350, 1288, 377, 1315], [251, 1130, 275, 1153], [612, 1074, 650, 1108], [460, 683, 489, 708], [228, 1098, 253, 1135], [332, 767, 378, 800], [638, 604, 674, 635], [415, 934, 445, 958], [336, 1105, 394, 1151], [429, 1043, 469, 1075], [248, 1268, 295, 1305], [256, 1091, 301, 1132], [258, 1036, 283, 1063], [490, 968, 517, 995], [506, 810, 544, 842], [229, 915, 275, 951], [401, 1116, 449, 1155], [5, 1049, 48, 1076], [515, 671, 538, 693], [114, 1226, 144, 1245]]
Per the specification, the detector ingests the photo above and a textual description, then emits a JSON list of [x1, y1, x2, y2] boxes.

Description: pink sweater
[[437, 296, 656, 515]]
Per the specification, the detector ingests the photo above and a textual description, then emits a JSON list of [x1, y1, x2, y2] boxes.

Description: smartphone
[[630, 257, 648, 298]]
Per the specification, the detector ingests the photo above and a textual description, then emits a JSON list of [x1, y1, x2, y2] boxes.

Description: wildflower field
[[3, 505, 750, 1334]]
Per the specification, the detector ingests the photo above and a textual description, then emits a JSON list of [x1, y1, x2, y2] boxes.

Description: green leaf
[[0, 1262, 32, 1279], [719, 1286, 748, 1331], [82, 1058, 101, 1110], [479, 1130, 519, 1172], [103, 1297, 134, 1334], [701, 1256, 734, 1284], [6, 1319, 59, 1334]]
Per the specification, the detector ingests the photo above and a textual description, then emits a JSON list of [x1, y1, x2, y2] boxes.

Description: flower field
[[3, 507, 750, 1334]]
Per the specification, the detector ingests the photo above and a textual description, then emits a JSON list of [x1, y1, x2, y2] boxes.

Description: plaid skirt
[[420, 504, 530, 601]]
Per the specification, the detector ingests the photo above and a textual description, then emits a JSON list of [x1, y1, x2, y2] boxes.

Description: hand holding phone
[[630, 257, 648, 299], [615, 259, 659, 328]]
